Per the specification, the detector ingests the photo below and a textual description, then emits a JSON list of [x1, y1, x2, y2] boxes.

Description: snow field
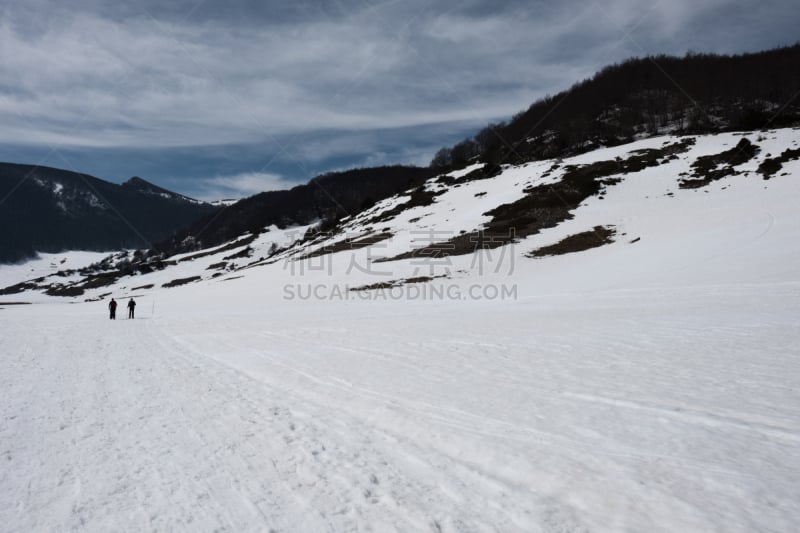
[[2, 284, 798, 531], [2, 128, 800, 531]]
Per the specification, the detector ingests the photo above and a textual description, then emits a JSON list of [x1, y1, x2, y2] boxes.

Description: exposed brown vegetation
[[379, 139, 693, 261], [45, 285, 86, 297], [41, 269, 126, 297], [679, 138, 760, 188], [757, 146, 800, 179], [296, 232, 393, 260], [223, 247, 253, 260], [367, 186, 443, 225], [0, 281, 40, 296], [349, 274, 447, 292], [527, 226, 616, 258], [162, 276, 202, 288], [178, 233, 259, 262]]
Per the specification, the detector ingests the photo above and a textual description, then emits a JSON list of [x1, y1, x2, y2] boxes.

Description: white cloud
[[193, 171, 293, 202], [0, 3, 590, 149], [0, 0, 795, 154]]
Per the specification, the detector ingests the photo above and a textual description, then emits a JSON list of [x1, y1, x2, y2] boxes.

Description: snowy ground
[[2, 283, 798, 532], [2, 129, 800, 532], [0, 251, 108, 290]]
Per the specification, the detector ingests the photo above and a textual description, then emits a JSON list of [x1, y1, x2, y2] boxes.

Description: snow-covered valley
[[2, 129, 799, 532]]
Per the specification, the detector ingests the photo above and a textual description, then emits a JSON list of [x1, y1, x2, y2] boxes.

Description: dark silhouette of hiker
[[109, 298, 117, 320], [127, 298, 136, 319]]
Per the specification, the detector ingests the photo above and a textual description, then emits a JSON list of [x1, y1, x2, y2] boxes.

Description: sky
[[0, 0, 797, 201]]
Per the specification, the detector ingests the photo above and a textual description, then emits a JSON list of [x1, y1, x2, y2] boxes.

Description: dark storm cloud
[[0, 0, 797, 198]]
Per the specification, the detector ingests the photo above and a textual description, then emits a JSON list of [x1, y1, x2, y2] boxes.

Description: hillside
[[432, 44, 800, 168], [1, 127, 799, 532], [154, 165, 441, 257], [5, 127, 798, 298], [0, 164, 218, 263], [142, 44, 800, 263]]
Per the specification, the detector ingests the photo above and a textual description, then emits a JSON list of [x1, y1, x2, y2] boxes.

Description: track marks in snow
[[565, 392, 800, 444], [153, 321, 539, 532]]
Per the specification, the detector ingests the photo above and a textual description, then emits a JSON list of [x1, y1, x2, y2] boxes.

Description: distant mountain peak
[[121, 176, 204, 205], [122, 176, 155, 189]]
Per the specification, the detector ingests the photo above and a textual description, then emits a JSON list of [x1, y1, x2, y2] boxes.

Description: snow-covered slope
[[1, 128, 799, 532], [0, 251, 108, 291]]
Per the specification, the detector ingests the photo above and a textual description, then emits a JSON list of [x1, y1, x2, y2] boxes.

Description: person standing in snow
[[127, 298, 136, 319], [108, 298, 117, 320]]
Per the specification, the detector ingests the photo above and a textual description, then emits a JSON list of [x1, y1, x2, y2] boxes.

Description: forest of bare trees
[[432, 44, 800, 169]]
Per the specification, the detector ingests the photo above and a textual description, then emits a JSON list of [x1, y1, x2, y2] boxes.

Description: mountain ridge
[[0, 162, 217, 263]]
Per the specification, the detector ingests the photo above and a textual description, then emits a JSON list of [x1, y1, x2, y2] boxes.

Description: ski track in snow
[[2, 281, 799, 532]]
